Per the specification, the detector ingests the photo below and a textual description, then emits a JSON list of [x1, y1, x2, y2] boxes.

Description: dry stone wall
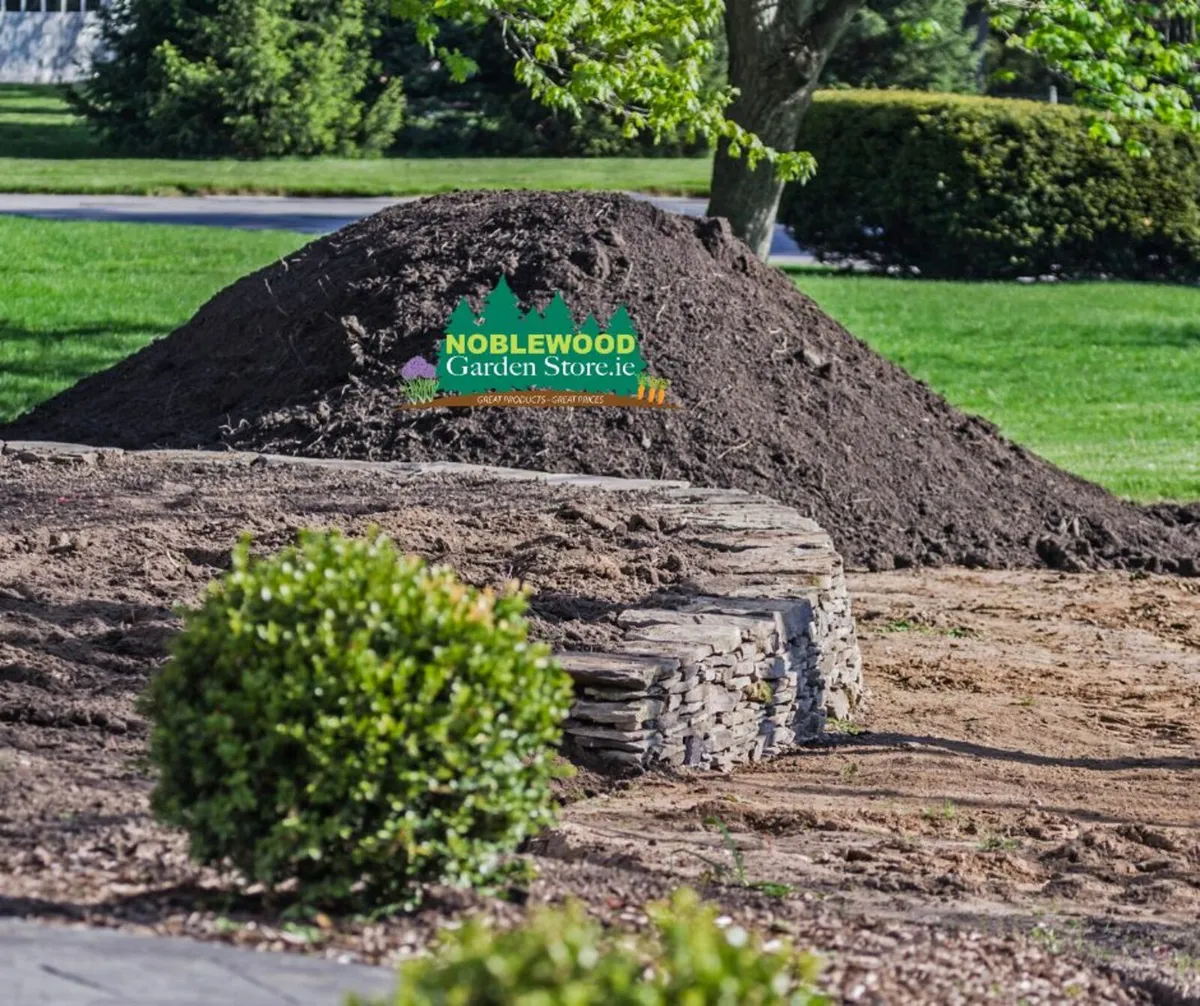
[[1, 441, 864, 773], [556, 486, 862, 771]]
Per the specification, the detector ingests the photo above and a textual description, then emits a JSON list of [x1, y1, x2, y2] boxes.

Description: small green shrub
[[141, 529, 573, 905], [355, 888, 826, 1006], [781, 90, 1200, 280]]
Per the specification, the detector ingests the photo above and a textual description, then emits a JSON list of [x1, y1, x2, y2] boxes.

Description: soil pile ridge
[[3, 190, 1195, 573]]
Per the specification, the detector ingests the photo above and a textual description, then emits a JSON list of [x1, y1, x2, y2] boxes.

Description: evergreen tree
[[822, 0, 981, 92], [71, 0, 405, 157], [477, 276, 526, 336], [444, 296, 479, 338], [538, 293, 576, 338], [603, 305, 648, 398], [578, 313, 602, 338]]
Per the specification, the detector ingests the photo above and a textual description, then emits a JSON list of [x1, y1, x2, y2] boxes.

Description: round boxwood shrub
[[141, 529, 573, 905], [356, 888, 825, 1006]]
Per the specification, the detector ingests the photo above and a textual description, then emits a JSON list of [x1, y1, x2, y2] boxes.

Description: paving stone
[[0, 917, 394, 1006]]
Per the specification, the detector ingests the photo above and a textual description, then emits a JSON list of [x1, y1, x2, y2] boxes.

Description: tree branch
[[809, 0, 867, 51]]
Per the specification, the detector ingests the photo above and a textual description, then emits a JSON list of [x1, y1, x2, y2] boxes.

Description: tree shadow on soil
[[743, 780, 1199, 831], [817, 731, 1200, 773], [0, 879, 494, 931], [0, 593, 176, 698]]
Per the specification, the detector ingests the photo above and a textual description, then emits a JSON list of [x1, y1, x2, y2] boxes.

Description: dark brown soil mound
[[3, 190, 1195, 574]]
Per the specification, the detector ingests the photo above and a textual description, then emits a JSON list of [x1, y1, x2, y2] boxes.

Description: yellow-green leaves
[[377, 888, 827, 1006], [992, 0, 1200, 140]]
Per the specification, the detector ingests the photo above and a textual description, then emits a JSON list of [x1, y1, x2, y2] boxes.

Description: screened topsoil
[[3, 190, 1195, 575]]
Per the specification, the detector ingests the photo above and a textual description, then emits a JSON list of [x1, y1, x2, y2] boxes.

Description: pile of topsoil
[[4, 191, 1196, 574]]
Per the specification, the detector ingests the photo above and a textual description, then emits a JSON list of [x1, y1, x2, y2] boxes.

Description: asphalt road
[[0, 192, 811, 262], [1, 917, 396, 1006]]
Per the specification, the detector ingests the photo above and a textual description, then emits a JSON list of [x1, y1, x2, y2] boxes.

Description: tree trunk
[[707, 0, 865, 259]]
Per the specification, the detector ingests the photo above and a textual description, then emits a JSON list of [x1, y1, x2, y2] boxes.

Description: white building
[[0, 0, 106, 84]]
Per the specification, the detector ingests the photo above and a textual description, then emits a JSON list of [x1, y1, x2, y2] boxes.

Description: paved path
[[0, 192, 812, 262], [1, 917, 396, 1006]]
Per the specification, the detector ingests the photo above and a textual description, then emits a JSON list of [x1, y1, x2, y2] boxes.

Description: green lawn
[[0, 84, 712, 196], [1, 216, 1195, 504], [790, 270, 1200, 503], [0, 217, 307, 419]]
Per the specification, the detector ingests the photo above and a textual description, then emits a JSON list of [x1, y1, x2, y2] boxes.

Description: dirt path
[[553, 568, 1200, 997]]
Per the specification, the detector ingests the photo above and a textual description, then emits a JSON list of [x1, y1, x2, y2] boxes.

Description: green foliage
[[356, 888, 826, 1005], [392, 0, 814, 181], [991, 0, 1200, 142], [823, 0, 982, 93], [781, 90, 1200, 280], [387, 0, 1197, 183], [71, 0, 405, 157], [402, 377, 439, 402], [141, 529, 573, 905], [63, 0, 1200, 177], [379, 18, 714, 156]]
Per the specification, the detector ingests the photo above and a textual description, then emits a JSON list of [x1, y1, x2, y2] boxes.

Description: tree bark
[[707, 0, 865, 259]]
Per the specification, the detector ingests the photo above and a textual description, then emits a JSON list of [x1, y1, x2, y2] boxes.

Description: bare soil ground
[[1, 450, 1197, 1003], [553, 568, 1200, 1000]]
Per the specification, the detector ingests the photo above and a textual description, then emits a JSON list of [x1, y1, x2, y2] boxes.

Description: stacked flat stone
[[2, 443, 865, 773], [556, 485, 863, 772]]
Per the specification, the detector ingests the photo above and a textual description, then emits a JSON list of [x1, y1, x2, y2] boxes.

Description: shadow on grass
[[0, 319, 160, 422], [1107, 321, 1200, 351], [0, 122, 105, 160], [0, 83, 107, 159], [0, 319, 160, 343]]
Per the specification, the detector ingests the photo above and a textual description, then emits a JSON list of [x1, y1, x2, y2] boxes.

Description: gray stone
[[592, 749, 652, 770], [761, 656, 797, 680], [684, 734, 712, 767], [707, 687, 739, 714], [609, 640, 713, 666], [564, 724, 651, 752], [570, 698, 664, 729], [558, 651, 677, 690], [825, 689, 853, 721], [624, 620, 740, 653]]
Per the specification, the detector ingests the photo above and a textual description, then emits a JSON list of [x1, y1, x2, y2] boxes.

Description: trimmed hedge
[[141, 530, 572, 906], [780, 90, 1200, 280]]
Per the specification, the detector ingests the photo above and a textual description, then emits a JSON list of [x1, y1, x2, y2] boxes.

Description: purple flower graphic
[[401, 356, 437, 380]]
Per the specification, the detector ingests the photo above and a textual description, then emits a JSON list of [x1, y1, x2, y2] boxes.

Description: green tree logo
[[436, 276, 649, 397]]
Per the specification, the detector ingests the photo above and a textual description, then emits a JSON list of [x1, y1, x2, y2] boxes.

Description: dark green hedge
[[780, 91, 1200, 280]]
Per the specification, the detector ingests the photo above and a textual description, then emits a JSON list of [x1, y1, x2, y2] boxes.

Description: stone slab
[[557, 652, 678, 690]]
